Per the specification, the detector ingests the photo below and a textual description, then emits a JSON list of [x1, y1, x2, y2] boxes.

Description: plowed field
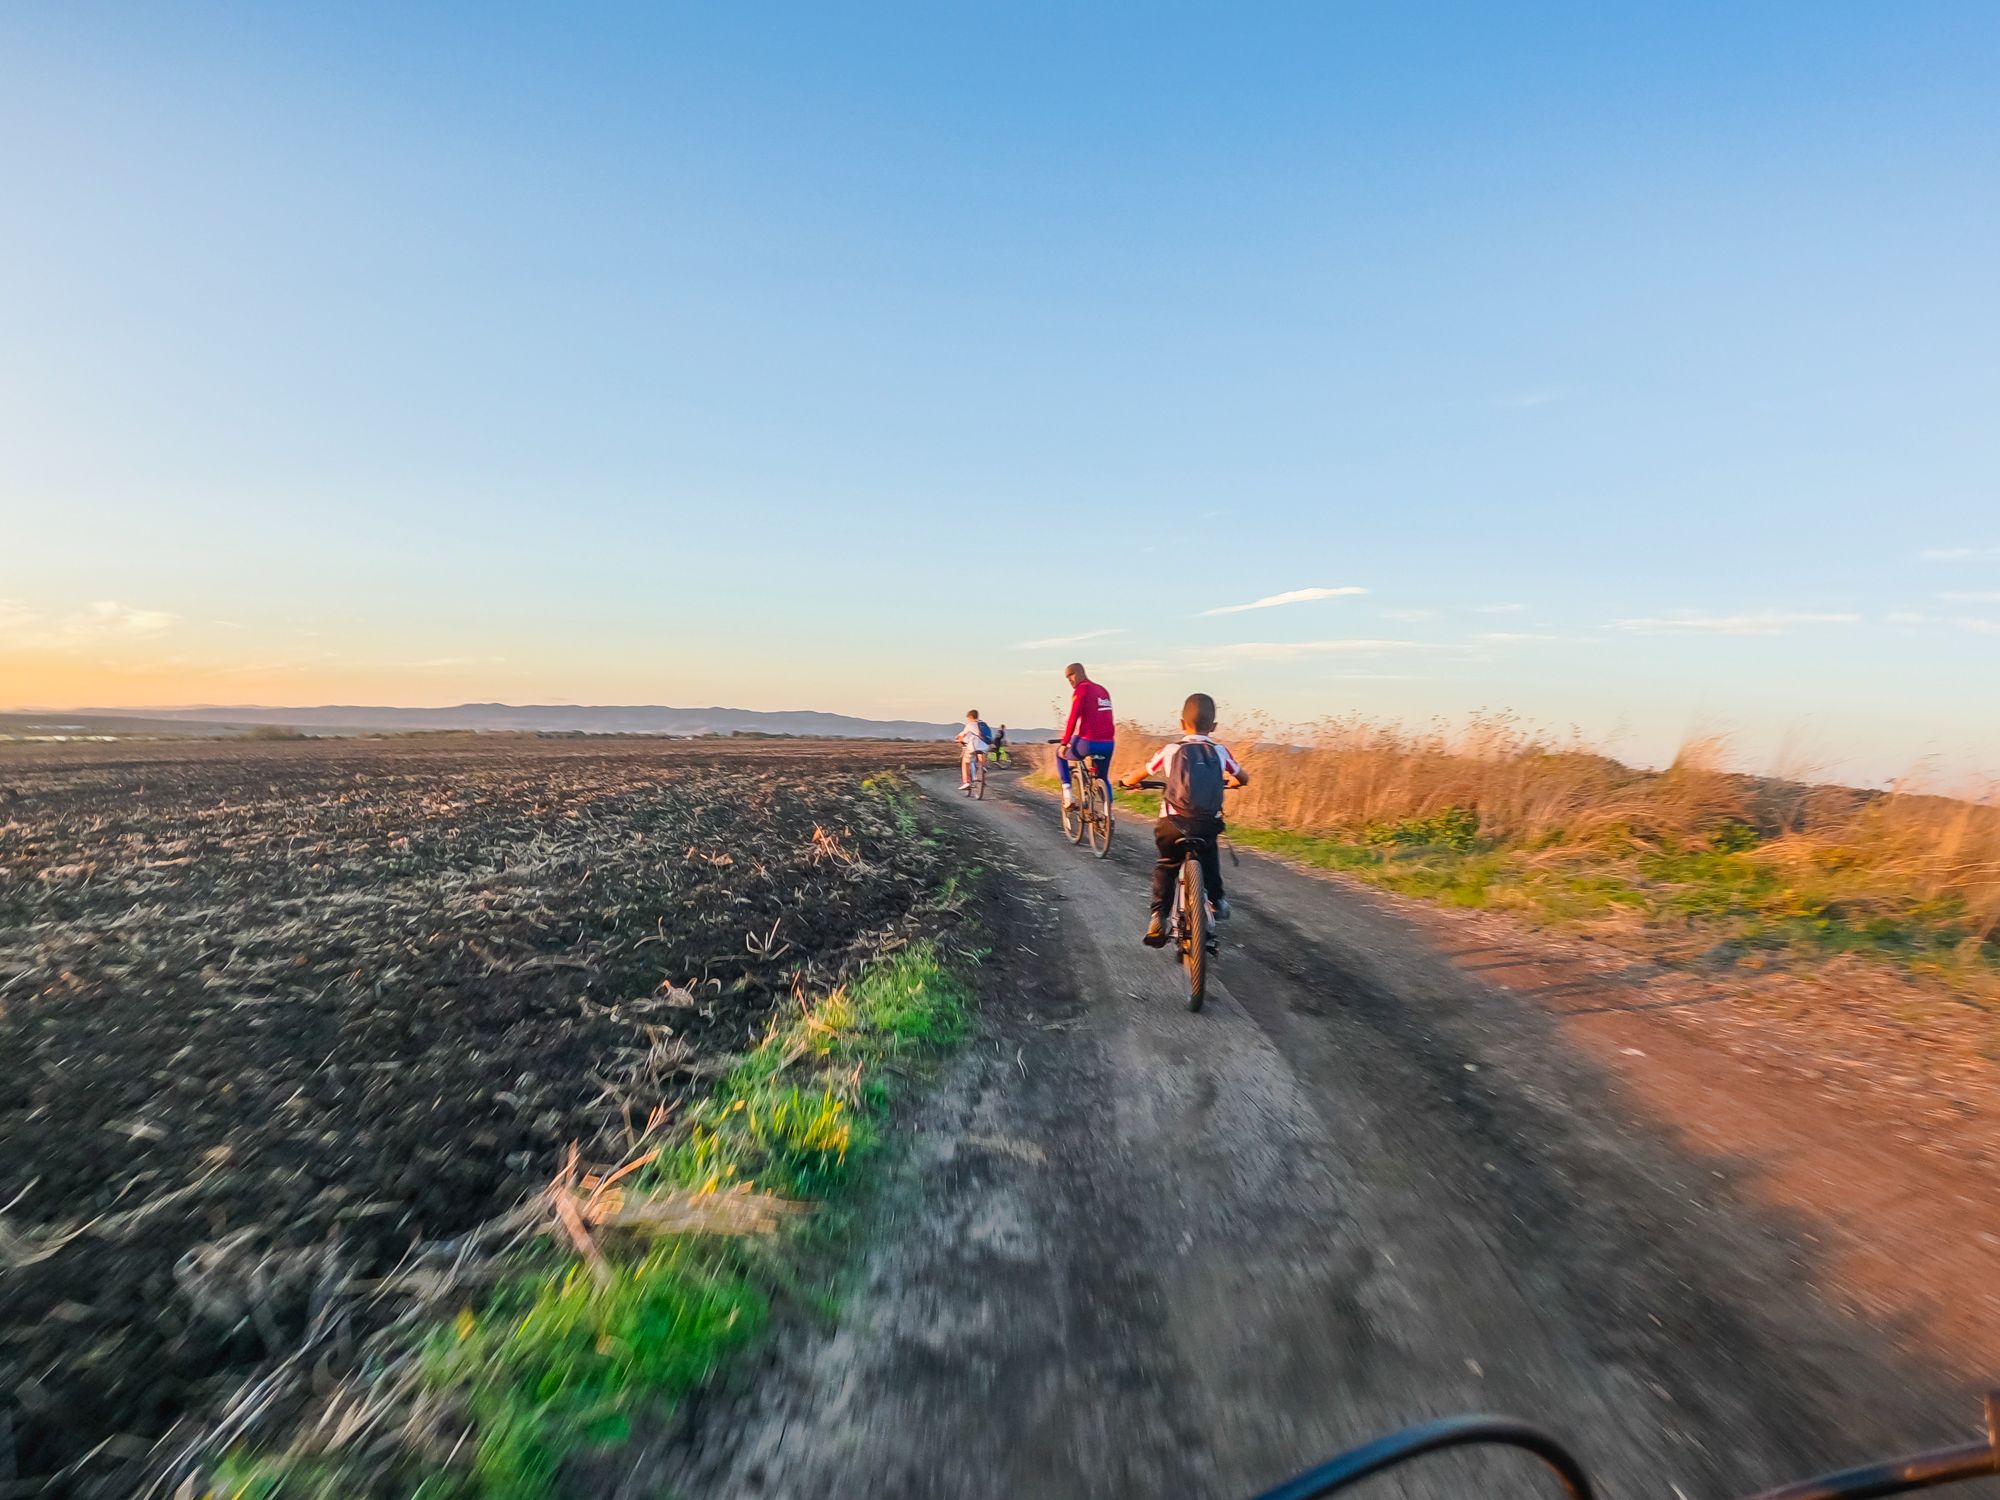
[[0, 737, 950, 1496]]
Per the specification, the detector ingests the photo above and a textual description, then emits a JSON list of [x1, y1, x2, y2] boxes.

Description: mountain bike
[[1049, 740, 1113, 856], [1136, 779, 1220, 1011], [1244, 1393, 2000, 1500]]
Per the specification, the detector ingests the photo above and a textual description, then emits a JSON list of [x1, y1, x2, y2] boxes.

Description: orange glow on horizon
[[0, 646, 940, 720]]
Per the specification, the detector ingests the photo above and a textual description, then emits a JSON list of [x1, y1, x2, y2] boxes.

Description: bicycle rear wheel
[[1182, 856, 1208, 1010], [1062, 770, 1084, 842], [974, 760, 987, 800], [1087, 773, 1113, 856]]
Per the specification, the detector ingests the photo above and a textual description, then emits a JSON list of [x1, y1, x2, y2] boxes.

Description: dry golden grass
[[1041, 713, 2000, 946], [1824, 789, 2000, 940]]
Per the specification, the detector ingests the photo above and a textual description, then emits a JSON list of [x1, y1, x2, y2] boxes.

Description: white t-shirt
[[1143, 734, 1243, 818], [957, 721, 989, 755]]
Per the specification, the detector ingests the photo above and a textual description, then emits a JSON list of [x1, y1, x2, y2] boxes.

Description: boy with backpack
[[957, 710, 993, 790], [1121, 693, 1249, 948]]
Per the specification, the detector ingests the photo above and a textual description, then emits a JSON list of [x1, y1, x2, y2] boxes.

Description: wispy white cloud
[[1611, 611, 1858, 636], [1480, 631, 1596, 645], [1497, 389, 1567, 410], [406, 656, 508, 669], [1016, 628, 1124, 650], [81, 601, 176, 633], [1886, 611, 1940, 626], [0, 598, 180, 649], [1956, 617, 2000, 635], [1940, 590, 2000, 603], [1200, 586, 1367, 617], [217, 651, 340, 675], [1088, 658, 1172, 674], [1212, 638, 1433, 659], [1919, 546, 2000, 562], [1383, 603, 1524, 622]]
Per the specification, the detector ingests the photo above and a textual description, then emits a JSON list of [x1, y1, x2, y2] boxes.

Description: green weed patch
[[213, 942, 971, 1499]]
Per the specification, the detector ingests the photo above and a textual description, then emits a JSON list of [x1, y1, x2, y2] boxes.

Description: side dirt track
[[0, 737, 950, 1497], [659, 770, 1994, 1500]]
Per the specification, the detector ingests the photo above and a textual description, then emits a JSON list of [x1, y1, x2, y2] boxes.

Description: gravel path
[[649, 772, 1978, 1500]]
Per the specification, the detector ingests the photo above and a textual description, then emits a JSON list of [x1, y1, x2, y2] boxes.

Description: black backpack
[[1167, 740, 1226, 818]]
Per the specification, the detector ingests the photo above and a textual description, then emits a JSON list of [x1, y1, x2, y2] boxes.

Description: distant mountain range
[[37, 703, 1055, 741]]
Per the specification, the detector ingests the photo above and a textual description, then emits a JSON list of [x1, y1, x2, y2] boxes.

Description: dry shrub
[[1834, 787, 2000, 940], [1103, 712, 1654, 845], [1064, 713, 2000, 938]]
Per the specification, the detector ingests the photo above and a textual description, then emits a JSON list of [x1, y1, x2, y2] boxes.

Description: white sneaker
[[960, 781, 972, 790], [1061, 793, 1075, 807]]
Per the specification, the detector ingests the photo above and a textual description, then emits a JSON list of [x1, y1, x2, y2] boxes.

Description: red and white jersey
[[1143, 734, 1243, 818]]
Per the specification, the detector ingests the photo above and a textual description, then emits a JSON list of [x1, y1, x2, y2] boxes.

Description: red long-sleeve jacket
[[1061, 679, 1115, 743]]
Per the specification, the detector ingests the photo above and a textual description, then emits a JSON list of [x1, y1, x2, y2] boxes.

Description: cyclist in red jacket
[[1056, 662, 1116, 809]]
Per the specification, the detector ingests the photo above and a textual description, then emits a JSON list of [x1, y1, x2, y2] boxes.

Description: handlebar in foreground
[[1746, 1392, 2000, 1500], [1248, 1394, 2000, 1500], [1246, 1415, 1596, 1500]]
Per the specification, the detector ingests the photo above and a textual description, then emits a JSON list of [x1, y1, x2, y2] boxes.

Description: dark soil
[[0, 738, 949, 1497]]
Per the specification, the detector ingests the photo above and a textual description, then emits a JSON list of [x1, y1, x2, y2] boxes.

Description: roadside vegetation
[[221, 944, 970, 1500], [1038, 715, 2000, 996]]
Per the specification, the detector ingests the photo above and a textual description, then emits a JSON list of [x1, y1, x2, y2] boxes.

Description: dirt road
[[651, 772, 1979, 1500]]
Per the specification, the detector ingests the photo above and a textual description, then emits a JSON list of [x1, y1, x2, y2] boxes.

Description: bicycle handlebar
[[1251, 1395, 2000, 1500], [1746, 1397, 2000, 1500], [1247, 1416, 1596, 1500]]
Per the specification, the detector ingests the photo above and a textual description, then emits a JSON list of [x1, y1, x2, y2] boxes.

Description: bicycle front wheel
[[974, 761, 987, 800], [1062, 777, 1084, 842], [1182, 856, 1209, 1011]]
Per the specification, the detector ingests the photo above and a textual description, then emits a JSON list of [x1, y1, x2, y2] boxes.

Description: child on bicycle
[[1121, 693, 1248, 948], [956, 709, 991, 790]]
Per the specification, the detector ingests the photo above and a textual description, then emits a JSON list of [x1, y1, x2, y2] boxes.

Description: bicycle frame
[[1248, 1394, 2000, 1500], [1751, 1405, 2000, 1500], [1049, 738, 1114, 853]]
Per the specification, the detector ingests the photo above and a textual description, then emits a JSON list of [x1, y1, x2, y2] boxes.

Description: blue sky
[[2, 2, 1996, 780]]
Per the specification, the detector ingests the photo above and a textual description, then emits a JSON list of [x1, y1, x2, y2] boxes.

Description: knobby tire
[[1088, 775, 1113, 856], [1183, 854, 1208, 1010]]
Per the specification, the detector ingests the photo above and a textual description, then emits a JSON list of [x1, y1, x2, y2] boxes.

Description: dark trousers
[[1152, 814, 1224, 916]]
